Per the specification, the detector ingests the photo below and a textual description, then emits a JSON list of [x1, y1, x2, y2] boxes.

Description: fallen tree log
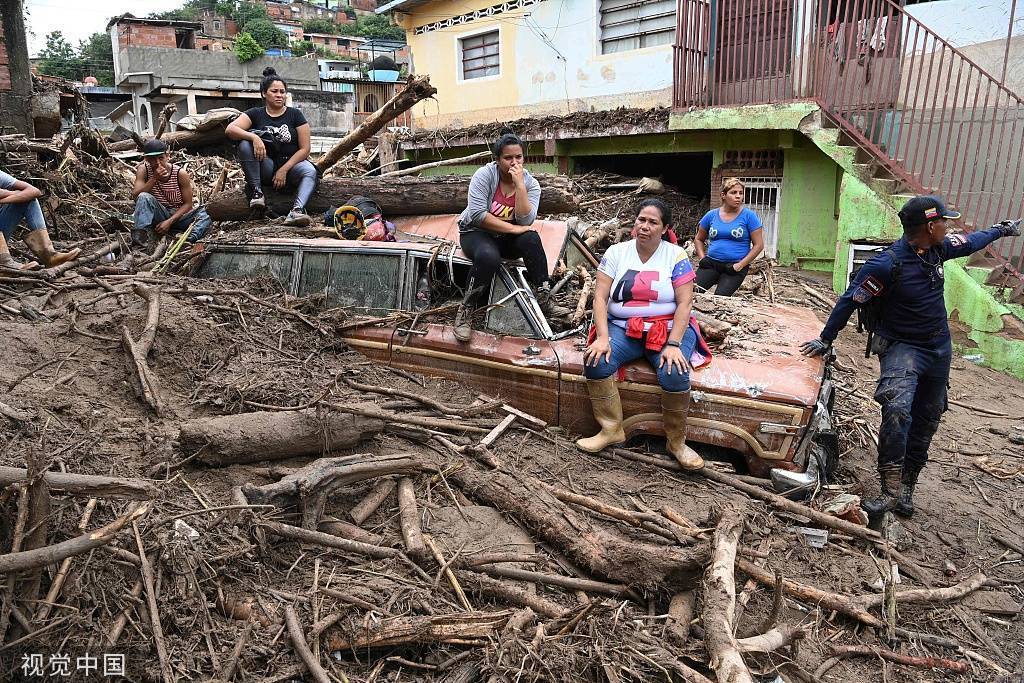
[[0, 503, 149, 576], [615, 449, 881, 545], [397, 477, 426, 558], [205, 173, 579, 221], [445, 459, 709, 586], [121, 284, 164, 416], [380, 150, 491, 178], [241, 453, 423, 508], [108, 124, 229, 154], [179, 410, 384, 466], [349, 478, 396, 525], [325, 611, 511, 651], [452, 570, 568, 619], [702, 507, 754, 683], [0, 466, 160, 500], [851, 572, 989, 610], [108, 110, 237, 153], [818, 644, 969, 676], [735, 558, 884, 628], [316, 75, 437, 174]]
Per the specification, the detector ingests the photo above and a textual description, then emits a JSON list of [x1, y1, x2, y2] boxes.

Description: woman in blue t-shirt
[[694, 177, 764, 296]]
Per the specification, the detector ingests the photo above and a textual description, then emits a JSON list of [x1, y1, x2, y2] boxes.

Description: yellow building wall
[[397, 0, 525, 127], [396, 0, 674, 129]]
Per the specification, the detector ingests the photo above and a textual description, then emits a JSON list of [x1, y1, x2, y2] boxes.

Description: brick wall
[[0, 41, 10, 91], [118, 23, 179, 49]]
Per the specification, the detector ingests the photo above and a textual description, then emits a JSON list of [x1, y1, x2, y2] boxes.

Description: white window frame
[[735, 176, 783, 260], [596, 0, 677, 56], [455, 25, 501, 84]]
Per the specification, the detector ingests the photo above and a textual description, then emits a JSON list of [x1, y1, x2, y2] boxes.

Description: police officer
[[800, 195, 1020, 521]]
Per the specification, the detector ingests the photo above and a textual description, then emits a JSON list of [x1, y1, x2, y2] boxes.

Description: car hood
[[554, 302, 828, 407]]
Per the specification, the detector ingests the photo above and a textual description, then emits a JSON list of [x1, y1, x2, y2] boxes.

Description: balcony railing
[[674, 0, 1024, 275]]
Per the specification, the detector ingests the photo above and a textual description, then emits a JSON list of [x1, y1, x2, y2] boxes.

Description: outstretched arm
[[942, 222, 1019, 261], [802, 256, 892, 355]]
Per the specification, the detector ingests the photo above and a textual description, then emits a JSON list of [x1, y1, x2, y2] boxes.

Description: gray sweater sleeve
[[515, 171, 541, 226], [464, 165, 495, 228]]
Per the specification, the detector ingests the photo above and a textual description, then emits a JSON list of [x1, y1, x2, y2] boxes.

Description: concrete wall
[[397, 0, 673, 129], [1, 0, 33, 136], [115, 47, 320, 91], [291, 89, 355, 135]]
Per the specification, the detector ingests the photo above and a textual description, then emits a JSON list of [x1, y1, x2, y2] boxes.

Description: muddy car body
[[196, 216, 837, 491]]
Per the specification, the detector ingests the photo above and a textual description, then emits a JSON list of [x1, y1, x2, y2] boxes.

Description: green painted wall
[[831, 174, 904, 292], [669, 102, 819, 132], [944, 261, 1024, 380], [777, 143, 839, 271]]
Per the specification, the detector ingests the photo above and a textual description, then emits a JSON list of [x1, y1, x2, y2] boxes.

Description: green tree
[[302, 18, 339, 34], [37, 31, 84, 80], [233, 31, 263, 62], [244, 19, 288, 49], [149, 7, 200, 20], [355, 14, 404, 41], [150, 0, 237, 20], [234, 2, 269, 30], [292, 40, 340, 58], [78, 32, 114, 86]]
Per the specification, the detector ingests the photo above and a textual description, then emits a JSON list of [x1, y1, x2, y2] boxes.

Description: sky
[[23, 0, 184, 56]]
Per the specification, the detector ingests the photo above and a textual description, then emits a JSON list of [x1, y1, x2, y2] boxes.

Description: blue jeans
[[0, 198, 46, 240], [874, 338, 951, 472], [584, 322, 697, 392], [238, 140, 318, 210], [134, 193, 212, 240]]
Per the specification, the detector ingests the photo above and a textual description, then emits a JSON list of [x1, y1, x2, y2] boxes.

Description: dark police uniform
[[819, 226, 1005, 477]]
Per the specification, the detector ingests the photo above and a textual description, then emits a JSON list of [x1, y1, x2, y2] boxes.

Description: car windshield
[[197, 236, 599, 341]]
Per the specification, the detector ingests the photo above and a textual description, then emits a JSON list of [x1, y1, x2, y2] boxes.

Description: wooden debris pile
[[0, 262, 1021, 682]]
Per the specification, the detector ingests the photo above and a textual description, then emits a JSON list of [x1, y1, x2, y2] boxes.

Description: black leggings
[[695, 256, 749, 296], [460, 229, 549, 305]]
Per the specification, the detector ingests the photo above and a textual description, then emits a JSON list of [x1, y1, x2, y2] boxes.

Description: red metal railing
[[674, 0, 1024, 273]]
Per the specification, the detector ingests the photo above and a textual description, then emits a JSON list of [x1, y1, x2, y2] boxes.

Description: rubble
[[0, 126, 1022, 683]]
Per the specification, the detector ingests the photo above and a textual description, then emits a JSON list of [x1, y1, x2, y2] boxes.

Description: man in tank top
[[131, 139, 212, 249]]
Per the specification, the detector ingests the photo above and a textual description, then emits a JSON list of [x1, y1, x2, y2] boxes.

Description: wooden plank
[[479, 414, 516, 448], [500, 404, 547, 429]]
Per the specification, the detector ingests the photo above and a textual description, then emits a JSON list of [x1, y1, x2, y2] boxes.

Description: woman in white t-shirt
[[576, 199, 704, 470]]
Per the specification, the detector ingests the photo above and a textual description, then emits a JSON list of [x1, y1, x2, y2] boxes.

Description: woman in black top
[[226, 67, 317, 226]]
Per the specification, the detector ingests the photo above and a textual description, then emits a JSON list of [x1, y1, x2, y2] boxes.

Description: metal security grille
[[460, 31, 500, 80], [600, 0, 676, 54], [738, 177, 782, 259]]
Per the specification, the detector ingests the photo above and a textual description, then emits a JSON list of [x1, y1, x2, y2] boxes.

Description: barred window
[[459, 30, 500, 80], [599, 0, 675, 54]]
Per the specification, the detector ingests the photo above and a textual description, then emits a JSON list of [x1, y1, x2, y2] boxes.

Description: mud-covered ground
[[0, 261, 1021, 682]]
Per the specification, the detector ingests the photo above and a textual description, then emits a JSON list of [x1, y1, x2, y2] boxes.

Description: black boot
[[862, 466, 902, 529], [894, 466, 921, 517]]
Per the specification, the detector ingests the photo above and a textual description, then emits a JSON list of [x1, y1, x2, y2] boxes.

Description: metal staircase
[[673, 0, 1024, 281]]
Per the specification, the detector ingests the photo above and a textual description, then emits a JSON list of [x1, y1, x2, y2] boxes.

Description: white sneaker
[[283, 209, 311, 227], [249, 189, 266, 210]]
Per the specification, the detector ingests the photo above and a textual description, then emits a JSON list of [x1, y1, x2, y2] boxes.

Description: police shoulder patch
[[852, 275, 884, 303], [861, 275, 884, 296], [948, 233, 967, 247]]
